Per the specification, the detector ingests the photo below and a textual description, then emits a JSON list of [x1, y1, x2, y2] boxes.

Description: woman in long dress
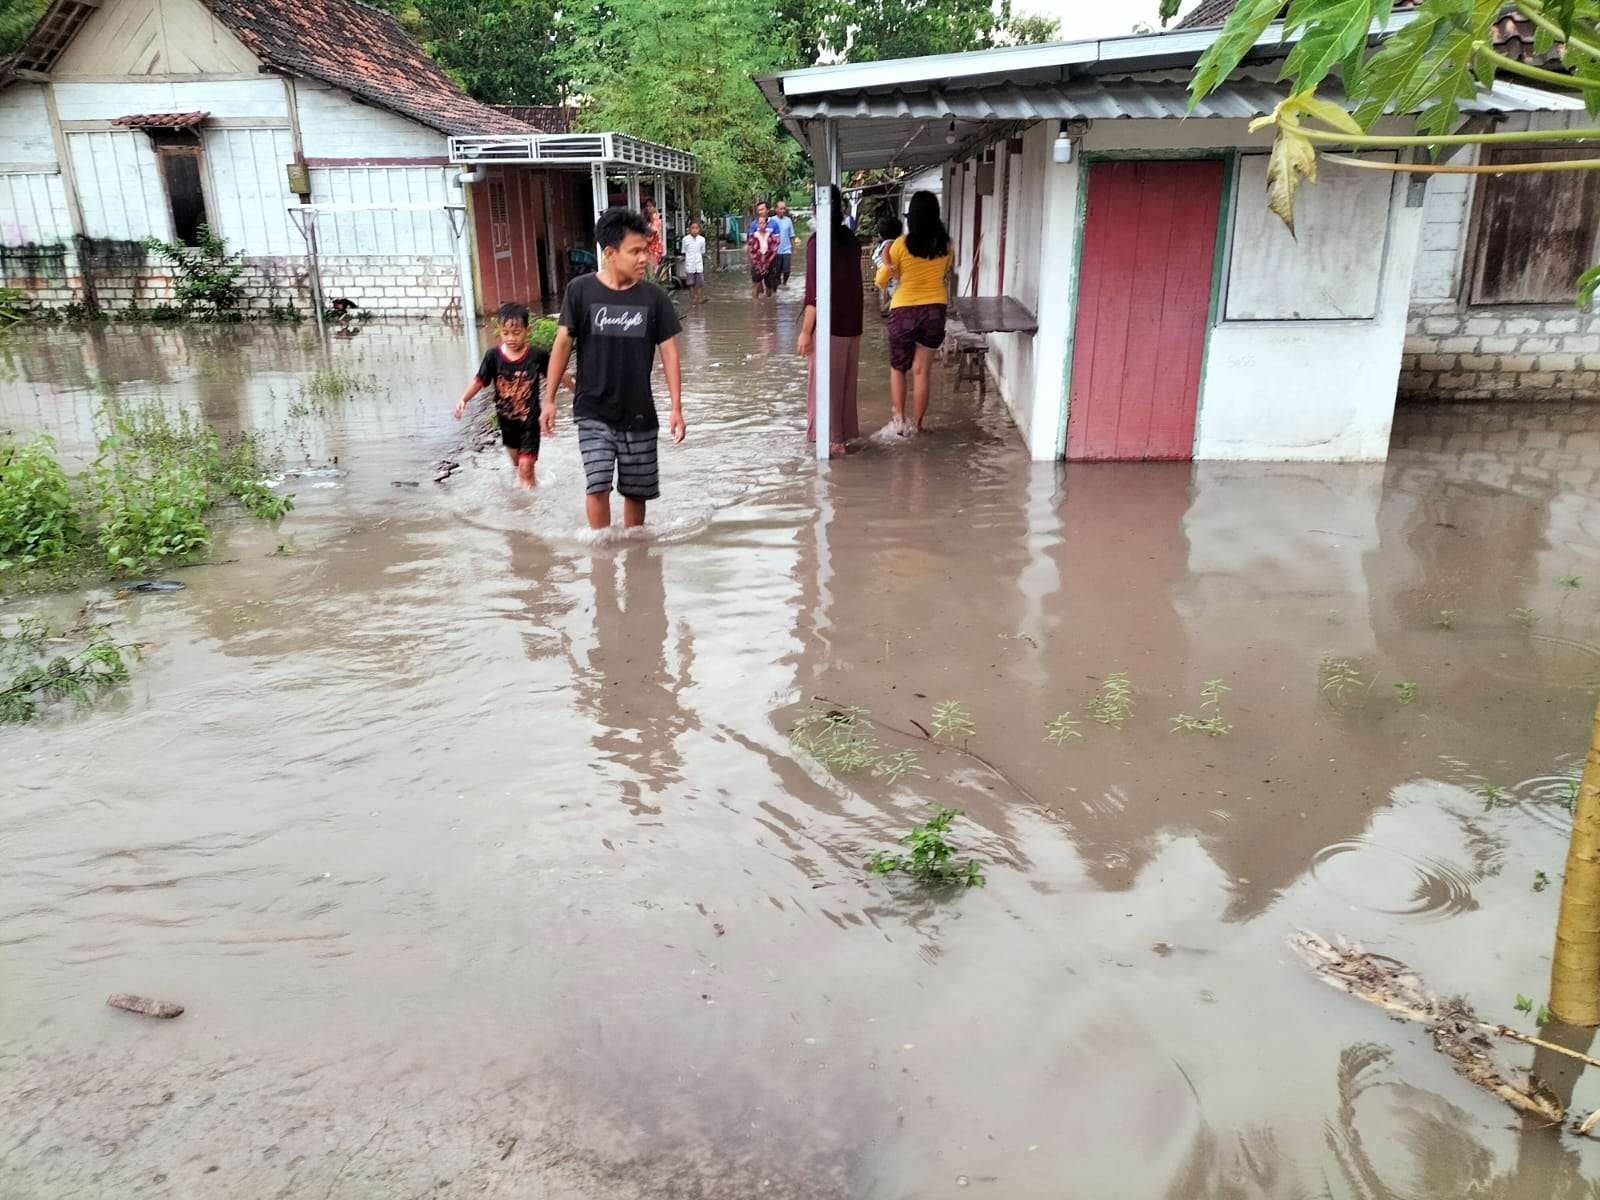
[[797, 185, 862, 456]]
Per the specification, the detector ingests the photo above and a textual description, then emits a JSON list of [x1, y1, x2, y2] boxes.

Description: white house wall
[[1198, 178, 1419, 460], [307, 166, 454, 256], [51, 0, 259, 78], [52, 79, 288, 122], [0, 172, 71, 245], [205, 126, 298, 255], [0, 86, 57, 166], [295, 82, 449, 160], [987, 122, 1050, 448], [67, 129, 168, 241]]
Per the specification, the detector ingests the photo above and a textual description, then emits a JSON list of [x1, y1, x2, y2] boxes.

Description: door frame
[[1059, 149, 1236, 461]]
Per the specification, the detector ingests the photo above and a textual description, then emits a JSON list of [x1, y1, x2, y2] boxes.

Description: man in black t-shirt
[[543, 207, 684, 530]]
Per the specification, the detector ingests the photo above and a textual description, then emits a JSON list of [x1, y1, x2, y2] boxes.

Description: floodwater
[[4, 274, 1600, 1199]]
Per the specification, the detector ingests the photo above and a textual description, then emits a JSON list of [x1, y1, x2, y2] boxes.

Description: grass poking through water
[[1088, 672, 1134, 728], [867, 806, 986, 888], [1171, 679, 1232, 737]]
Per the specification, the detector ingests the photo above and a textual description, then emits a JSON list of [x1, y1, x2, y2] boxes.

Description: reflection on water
[[4, 288, 1600, 1196]]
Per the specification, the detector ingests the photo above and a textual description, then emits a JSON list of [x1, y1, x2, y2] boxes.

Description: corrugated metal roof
[[780, 74, 1584, 124]]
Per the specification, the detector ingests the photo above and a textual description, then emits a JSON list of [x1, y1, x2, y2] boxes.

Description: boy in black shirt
[[454, 302, 548, 489], [542, 208, 684, 529]]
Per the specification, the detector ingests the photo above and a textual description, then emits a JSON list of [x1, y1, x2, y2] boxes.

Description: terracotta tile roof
[[113, 111, 208, 128], [6, 0, 533, 136], [207, 0, 532, 135], [494, 104, 575, 133]]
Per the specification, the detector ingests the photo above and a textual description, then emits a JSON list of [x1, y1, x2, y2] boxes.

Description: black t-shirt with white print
[[558, 274, 681, 431], [476, 343, 549, 422]]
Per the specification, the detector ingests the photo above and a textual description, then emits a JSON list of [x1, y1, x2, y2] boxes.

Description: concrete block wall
[[4, 251, 458, 318], [1400, 303, 1600, 401]]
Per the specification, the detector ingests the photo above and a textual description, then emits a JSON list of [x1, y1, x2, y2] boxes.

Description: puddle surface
[[4, 281, 1600, 1197]]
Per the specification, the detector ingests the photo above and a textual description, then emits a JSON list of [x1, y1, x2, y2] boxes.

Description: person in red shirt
[[748, 215, 779, 301], [640, 198, 665, 271]]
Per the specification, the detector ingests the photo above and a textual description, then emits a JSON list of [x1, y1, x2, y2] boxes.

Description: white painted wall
[[1195, 181, 1421, 460], [0, 86, 58, 165], [0, 172, 71, 245], [1025, 144, 1081, 462], [204, 126, 298, 255], [307, 166, 455, 256], [988, 122, 1049, 448], [295, 83, 448, 160], [52, 78, 287, 121], [1227, 152, 1395, 320], [66, 129, 168, 241]]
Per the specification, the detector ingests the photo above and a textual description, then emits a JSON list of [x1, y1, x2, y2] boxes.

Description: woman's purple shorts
[[887, 303, 947, 371]]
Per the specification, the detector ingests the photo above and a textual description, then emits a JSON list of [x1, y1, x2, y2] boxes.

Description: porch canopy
[[755, 13, 1580, 459], [449, 131, 698, 257]]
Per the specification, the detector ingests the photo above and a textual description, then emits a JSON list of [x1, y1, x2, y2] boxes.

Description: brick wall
[[1399, 303, 1600, 401], [2, 250, 459, 318]]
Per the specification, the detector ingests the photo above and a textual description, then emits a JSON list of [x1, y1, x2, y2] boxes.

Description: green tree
[[0, 0, 47, 57], [577, 0, 800, 212], [779, 0, 1056, 65], [369, 0, 564, 105], [1182, 0, 1600, 1027]]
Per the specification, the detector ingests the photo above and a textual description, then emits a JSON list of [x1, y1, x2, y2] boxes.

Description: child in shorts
[[454, 302, 548, 489], [682, 220, 707, 305]]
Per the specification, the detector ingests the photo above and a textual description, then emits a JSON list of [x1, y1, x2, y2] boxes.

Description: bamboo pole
[[1551, 694, 1600, 1026]]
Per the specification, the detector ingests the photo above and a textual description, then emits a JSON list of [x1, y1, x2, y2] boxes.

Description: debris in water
[[1292, 932, 1568, 1125], [390, 481, 420, 489], [107, 994, 184, 1019], [713, 922, 726, 937], [116, 580, 184, 595]]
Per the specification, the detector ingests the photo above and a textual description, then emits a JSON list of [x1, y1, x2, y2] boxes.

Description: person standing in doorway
[[681, 219, 707, 305], [874, 190, 952, 434], [796, 185, 862, 457], [771, 199, 796, 287], [871, 213, 903, 318], [748, 213, 779, 302], [543, 207, 685, 530]]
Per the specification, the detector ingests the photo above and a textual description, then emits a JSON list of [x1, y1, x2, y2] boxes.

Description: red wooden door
[[1066, 160, 1223, 461]]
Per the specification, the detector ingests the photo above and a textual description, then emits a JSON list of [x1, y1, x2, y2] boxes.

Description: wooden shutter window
[[1468, 147, 1600, 306]]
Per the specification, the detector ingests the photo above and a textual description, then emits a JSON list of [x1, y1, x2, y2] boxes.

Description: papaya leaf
[[1351, 0, 1501, 137], [1534, 23, 1556, 56], [1577, 263, 1600, 309], [1189, 0, 1287, 109], [1250, 92, 1325, 233], [1281, 0, 1384, 92]]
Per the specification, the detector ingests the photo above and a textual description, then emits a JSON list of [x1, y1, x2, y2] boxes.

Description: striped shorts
[[578, 418, 660, 500]]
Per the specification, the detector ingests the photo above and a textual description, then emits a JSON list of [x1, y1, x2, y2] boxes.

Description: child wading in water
[[454, 302, 548, 489], [543, 207, 685, 530], [682, 219, 708, 305]]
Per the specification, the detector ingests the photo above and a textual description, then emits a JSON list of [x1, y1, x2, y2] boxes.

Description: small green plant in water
[[789, 705, 920, 783], [866, 806, 985, 887], [1559, 574, 1582, 589], [304, 369, 370, 402], [931, 699, 975, 742], [1433, 609, 1457, 631], [1534, 870, 1551, 893], [1514, 993, 1533, 1014], [0, 436, 83, 572], [1088, 672, 1134, 728], [1171, 678, 1232, 736], [0, 621, 136, 724], [1481, 784, 1509, 811], [1568, 777, 1581, 813], [1508, 607, 1536, 629], [1318, 653, 1364, 702], [1044, 712, 1082, 746], [874, 750, 922, 785], [1393, 681, 1419, 706]]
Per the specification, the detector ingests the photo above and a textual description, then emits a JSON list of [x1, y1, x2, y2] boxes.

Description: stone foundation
[[1, 246, 460, 318], [1400, 303, 1600, 401]]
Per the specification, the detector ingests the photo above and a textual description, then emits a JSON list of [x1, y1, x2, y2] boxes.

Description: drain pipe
[[452, 165, 485, 366]]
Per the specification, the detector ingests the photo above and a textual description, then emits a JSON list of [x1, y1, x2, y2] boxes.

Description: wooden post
[[41, 84, 98, 315]]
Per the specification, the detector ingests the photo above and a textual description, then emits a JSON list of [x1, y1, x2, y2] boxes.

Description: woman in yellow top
[[873, 190, 953, 434]]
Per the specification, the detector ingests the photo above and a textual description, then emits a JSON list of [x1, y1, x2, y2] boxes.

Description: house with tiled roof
[[0, 0, 688, 320], [1178, 3, 1600, 404]]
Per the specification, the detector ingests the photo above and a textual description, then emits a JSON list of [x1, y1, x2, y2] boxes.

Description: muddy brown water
[[4, 276, 1600, 1197]]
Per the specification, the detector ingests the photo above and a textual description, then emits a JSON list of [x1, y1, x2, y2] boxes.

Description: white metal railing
[[448, 132, 696, 174]]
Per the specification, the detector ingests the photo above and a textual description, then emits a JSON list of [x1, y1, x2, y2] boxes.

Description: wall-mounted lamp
[[1052, 130, 1072, 164], [944, 119, 958, 145]]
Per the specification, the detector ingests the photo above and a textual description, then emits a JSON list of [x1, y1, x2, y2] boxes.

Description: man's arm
[[542, 327, 572, 435], [659, 336, 685, 444]]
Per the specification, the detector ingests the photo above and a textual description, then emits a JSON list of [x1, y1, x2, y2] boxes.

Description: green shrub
[[142, 226, 246, 317], [0, 436, 83, 572]]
